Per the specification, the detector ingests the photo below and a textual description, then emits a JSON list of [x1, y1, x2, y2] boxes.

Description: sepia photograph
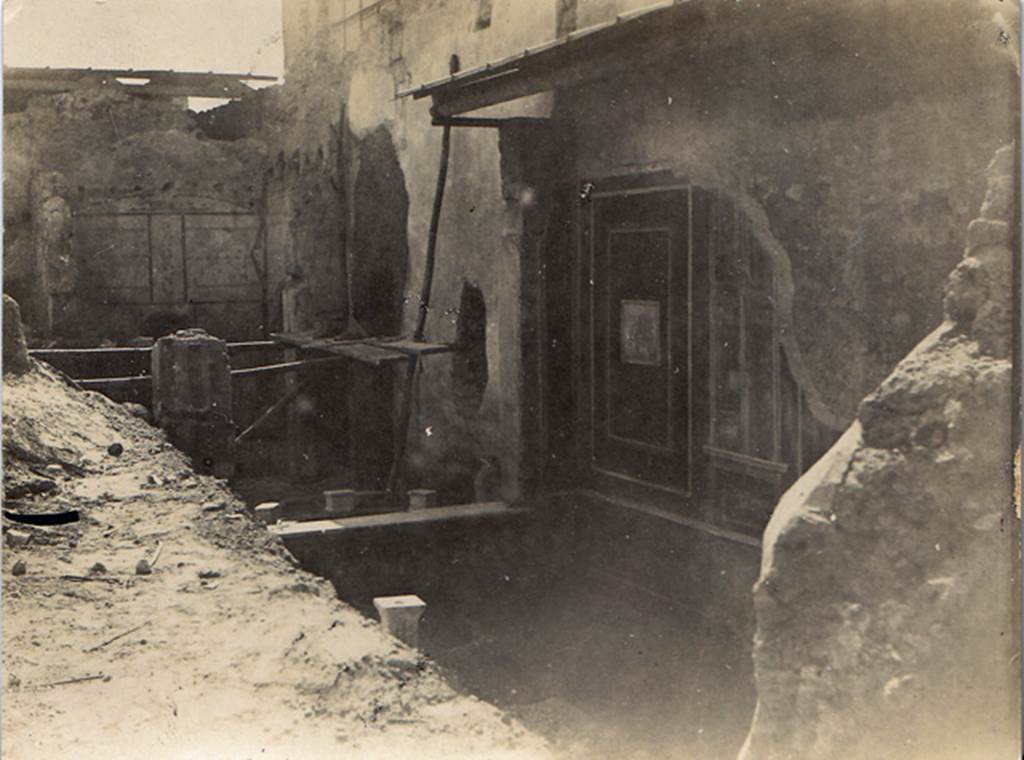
[[1, 1, 1020, 758]]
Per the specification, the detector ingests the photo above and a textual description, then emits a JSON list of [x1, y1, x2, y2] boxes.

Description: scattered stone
[[135, 559, 153, 576], [201, 502, 226, 513], [11, 560, 27, 576], [253, 502, 280, 524], [107, 443, 124, 457], [407, 489, 438, 510], [89, 562, 108, 576], [198, 569, 221, 579], [121, 403, 151, 423], [5, 530, 31, 547], [5, 479, 58, 499]]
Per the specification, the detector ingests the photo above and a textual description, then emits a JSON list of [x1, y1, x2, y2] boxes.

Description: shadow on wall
[[352, 126, 409, 335], [451, 279, 488, 416], [347, 127, 410, 489]]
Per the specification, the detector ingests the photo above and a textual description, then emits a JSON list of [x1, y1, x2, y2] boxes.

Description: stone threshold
[[569, 488, 763, 549], [268, 500, 527, 538]]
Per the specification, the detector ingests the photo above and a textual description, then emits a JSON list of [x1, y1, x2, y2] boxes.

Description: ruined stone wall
[[568, 0, 1017, 429], [3, 85, 268, 342], [269, 0, 1016, 499], [740, 144, 1019, 760], [259, 0, 560, 499]]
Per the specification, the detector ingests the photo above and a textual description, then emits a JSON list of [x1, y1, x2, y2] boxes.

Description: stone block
[[323, 489, 358, 515], [3, 295, 31, 375], [323, 490, 393, 515], [151, 329, 234, 475], [407, 489, 438, 510], [373, 595, 426, 648], [151, 329, 232, 423], [254, 502, 281, 524], [4, 529, 31, 547]]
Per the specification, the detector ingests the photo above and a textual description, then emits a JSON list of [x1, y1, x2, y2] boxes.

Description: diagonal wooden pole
[[387, 122, 453, 501]]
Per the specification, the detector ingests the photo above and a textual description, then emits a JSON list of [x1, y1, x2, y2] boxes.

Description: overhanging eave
[[398, 0, 705, 117]]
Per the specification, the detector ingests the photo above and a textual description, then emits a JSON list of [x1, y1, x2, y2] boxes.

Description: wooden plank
[[230, 356, 347, 378], [30, 347, 152, 357], [269, 501, 527, 538], [77, 376, 152, 389], [30, 341, 275, 359], [269, 331, 319, 348], [370, 339, 454, 357], [268, 332, 410, 366], [329, 343, 408, 366], [226, 340, 279, 351]]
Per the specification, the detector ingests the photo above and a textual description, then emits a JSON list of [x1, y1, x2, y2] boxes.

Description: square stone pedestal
[[373, 594, 426, 648]]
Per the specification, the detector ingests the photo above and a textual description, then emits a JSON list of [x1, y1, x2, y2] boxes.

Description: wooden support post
[[386, 356, 420, 502]]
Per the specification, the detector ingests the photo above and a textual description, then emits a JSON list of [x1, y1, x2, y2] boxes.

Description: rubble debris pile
[[2, 357, 551, 760], [740, 145, 1019, 760]]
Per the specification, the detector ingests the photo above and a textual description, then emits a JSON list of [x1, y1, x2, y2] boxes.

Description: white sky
[[3, 0, 284, 77]]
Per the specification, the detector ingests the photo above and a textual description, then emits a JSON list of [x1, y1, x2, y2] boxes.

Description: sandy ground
[[2, 362, 552, 760]]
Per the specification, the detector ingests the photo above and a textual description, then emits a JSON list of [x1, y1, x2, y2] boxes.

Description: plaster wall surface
[[270, 0, 1017, 496], [267, 0, 562, 498], [568, 0, 1017, 427]]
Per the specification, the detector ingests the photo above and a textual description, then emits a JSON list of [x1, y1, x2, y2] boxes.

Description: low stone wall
[[740, 145, 1019, 760]]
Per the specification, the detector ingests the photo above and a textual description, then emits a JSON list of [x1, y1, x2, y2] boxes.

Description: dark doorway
[[574, 183, 709, 513]]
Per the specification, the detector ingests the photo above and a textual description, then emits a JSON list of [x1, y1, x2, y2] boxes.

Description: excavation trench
[[264, 491, 760, 760]]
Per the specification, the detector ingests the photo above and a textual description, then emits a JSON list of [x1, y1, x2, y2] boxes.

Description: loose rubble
[[3, 361, 551, 760]]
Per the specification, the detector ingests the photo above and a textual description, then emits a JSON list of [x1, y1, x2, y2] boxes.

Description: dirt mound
[[2, 363, 550, 760]]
